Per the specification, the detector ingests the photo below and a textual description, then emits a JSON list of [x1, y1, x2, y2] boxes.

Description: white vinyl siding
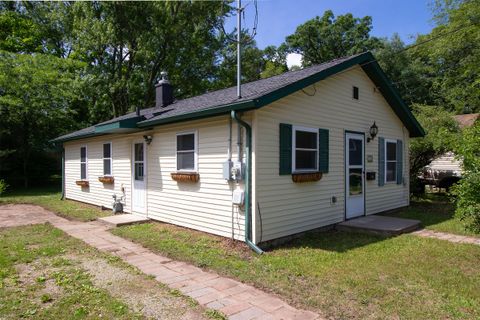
[[64, 116, 247, 241], [65, 136, 132, 212], [253, 65, 410, 242]]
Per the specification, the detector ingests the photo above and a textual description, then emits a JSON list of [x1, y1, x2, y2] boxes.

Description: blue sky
[[225, 0, 436, 49]]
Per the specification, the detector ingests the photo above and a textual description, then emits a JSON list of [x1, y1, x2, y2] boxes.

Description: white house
[[52, 52, 424, 252]]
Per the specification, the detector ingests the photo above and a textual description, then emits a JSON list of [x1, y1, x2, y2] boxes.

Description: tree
[[374, 34, 434, 106], [451, 122, 480, 233], [69, 1, 228, 122], [409, 104, 459, 192], [410, 0, 480, 113], [285, 10, 381, 66], [0, 51, 85, 187], [260, 45, 288, 78]]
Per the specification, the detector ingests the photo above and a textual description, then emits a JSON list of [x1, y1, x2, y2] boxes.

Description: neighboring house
[[52, 52, 424, 250], [420, 113, 479, 190]]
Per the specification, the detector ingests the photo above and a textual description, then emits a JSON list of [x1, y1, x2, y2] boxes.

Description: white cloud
[[286, 53, 302, 69]]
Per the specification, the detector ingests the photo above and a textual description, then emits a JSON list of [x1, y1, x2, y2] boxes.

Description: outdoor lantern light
[[143, 135, 153, 145], [367, 121, 378, 142]]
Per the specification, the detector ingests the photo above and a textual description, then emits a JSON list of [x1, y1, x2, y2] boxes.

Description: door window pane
[[349, 139, 362, 166], [134, 143, 144, 162], [134, 163, 144, 181], [349, 168, 363, 195]]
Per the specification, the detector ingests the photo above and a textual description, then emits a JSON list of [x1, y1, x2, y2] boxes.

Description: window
[[385, 140, 397, 182], [80, 146, 87, 180], [176, 132, 197, 171], [292, 127, 318, 172], [103, 143, 112, 176], [353, 86, 359, 99]]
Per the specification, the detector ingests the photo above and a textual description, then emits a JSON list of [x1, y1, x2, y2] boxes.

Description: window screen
[[80, 146, 87, 180], [103, 143, 112, 175], [386, 141, 397, 182]]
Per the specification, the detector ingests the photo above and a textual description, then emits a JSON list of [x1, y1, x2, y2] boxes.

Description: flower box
[[75, 180, 89, 187], [98, 176, 115, 184], [291, 172, 323, 183], [171, 172, 200, 183]]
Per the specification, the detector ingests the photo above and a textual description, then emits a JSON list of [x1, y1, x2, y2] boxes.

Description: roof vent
[[155, 71, 174, 108]]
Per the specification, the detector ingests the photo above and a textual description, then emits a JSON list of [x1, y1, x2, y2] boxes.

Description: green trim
[[279, 123, 293, 175], [50, 132, 106, 144], [361, 62, 425, 137], [137, 100, 255, 128], [95, 116, 143, 133]]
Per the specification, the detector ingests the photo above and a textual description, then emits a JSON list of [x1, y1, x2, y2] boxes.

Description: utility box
[[232, 189, 245, 206], [223, 160, 233, 180]]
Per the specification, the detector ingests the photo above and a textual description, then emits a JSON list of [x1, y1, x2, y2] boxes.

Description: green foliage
[[451, 123, 480, 233], [0, 51, 85, 186], [409, 0, 480, 113], [409, 104, 459, 179], [0, 179, 8, 195], [285, 10, 381, 66]]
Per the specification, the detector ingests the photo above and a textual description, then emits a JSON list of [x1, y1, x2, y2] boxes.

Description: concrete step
[[97, 214, 150, 227], [336, 215, 421, 236]]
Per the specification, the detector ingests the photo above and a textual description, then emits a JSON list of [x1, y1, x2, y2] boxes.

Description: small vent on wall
[[353, 86, 359, 100]]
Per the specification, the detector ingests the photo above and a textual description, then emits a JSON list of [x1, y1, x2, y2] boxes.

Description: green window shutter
[[279, 123, 292, 175], [318, 129, 329, 173], [396, 139, 403, 185], [378, 137, 385, 186]]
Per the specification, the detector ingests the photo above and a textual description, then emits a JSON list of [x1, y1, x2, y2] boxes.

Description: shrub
[[451, 122, 480, 233], [0, 179, 8, 195]]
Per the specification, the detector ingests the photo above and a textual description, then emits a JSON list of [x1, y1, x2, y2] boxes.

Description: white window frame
[[384, 139, 397, 184], [80, 145, 88, 180], [103, 142, 113, 176], [292, 126, 319, 173], [176, 130, 198, 172]]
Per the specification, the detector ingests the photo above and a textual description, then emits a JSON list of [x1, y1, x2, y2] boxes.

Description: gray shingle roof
[[52, 52, 425, 142]]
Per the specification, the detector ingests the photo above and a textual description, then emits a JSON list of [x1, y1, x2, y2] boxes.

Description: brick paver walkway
[[412, 228, 480, 245], [0, 204, 320, 320]]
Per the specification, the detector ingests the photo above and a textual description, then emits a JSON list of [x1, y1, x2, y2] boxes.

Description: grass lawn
[[0, 187, 109, 221], [113, 223, 480, 319], [381, 193, 479, 237], [0, 223, 218, 320]]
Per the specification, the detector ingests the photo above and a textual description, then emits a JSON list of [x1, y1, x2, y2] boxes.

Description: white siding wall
[[253, 66, 410, 242], [65, 135, 133, 213], [146, 116, 245, 240], [64, 116, 246, 240]]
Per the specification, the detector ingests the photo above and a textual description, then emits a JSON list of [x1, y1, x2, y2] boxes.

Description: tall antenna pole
[[236, 0, 242, 99]]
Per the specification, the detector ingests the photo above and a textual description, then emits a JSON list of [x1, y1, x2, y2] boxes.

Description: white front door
[[132, 142, 147, 214], [345, 133, 365, 219]]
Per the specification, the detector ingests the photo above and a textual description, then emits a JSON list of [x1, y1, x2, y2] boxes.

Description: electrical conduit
[[231, 111, 264, 254]]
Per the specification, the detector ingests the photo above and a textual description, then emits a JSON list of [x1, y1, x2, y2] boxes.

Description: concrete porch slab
[[336, 215, 421, 236], [97, 214, 150, 227]]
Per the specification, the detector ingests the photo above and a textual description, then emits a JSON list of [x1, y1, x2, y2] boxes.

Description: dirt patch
[[76, 256, 206, 320], [14, 261, 65, 306]]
